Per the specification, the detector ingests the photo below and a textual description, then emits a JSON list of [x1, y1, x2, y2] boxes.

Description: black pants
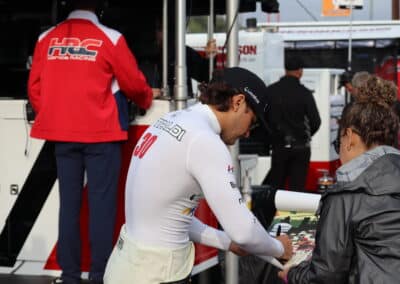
[[54, 142, 121, 283], [263, 145, 311, 191]]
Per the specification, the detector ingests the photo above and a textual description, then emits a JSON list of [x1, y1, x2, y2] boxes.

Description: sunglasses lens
[[333, 127, 342, 154], [333, 139, 340, 154]]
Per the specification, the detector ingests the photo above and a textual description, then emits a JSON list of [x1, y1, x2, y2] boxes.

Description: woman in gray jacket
[[279, 75, 400, 284]]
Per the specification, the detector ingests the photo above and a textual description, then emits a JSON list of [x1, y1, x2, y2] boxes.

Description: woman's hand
[[205, 39, 218, 58], [278, 267, 290, 283], [276, 234, 293, 261]]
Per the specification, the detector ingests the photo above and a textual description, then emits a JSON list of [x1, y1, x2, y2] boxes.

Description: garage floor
[[0, 274, 95, 284]]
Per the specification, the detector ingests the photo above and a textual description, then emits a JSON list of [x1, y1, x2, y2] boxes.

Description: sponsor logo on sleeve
[[182, 194, 202, 216], [182, 207, 196, 216]]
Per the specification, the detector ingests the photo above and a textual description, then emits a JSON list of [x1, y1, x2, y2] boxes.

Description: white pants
[[104, 225, 195, 284]]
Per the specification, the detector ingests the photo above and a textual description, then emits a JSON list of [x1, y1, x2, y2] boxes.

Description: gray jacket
[[288, 146, 400, 284]]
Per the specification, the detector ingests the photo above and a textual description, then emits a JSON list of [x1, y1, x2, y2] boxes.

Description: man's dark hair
[[198, 69, 242, 112], [198, 81, 237, 112], [339, 71, 353, 87]]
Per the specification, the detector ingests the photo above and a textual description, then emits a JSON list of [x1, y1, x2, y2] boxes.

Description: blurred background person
[[340, 70, 370, 97], [135, 16, 217, 98]]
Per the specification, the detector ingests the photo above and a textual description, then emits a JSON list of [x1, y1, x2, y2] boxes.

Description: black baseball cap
[[212, 67, 269, 131]]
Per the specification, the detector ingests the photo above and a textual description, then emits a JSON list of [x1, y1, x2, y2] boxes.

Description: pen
[[277, 225, 281, 237]]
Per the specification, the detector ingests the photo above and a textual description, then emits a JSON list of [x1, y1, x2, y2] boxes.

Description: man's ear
[[231, 94, 246, 112]]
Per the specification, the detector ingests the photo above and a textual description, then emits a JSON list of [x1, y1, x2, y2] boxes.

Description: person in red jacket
[[27, 0, 155, 283]]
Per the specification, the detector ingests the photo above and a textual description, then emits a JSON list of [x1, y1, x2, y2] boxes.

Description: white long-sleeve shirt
[[125, 103, 283, 258]]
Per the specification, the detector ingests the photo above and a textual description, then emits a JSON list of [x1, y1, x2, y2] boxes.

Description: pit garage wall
[[187, 31, 345, 191]]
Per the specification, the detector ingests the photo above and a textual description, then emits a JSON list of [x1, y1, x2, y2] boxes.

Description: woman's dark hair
[[339, 75, 399, 148], [198, 69, 237, 112]]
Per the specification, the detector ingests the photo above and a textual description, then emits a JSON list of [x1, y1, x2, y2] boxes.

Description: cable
[[295, 0, 318, 22], [9, 260, 25, 274], [23, 101, 31, 157], [186, 0, 193, 29], [9, 259, 48, 274]]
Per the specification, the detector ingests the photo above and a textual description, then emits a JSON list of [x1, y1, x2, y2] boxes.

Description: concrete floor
[[0, 274, 95, 284], [0, 274, 54, 284]]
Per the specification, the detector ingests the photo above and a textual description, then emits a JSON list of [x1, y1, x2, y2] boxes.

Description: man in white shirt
[[104, 67, 293, 284]]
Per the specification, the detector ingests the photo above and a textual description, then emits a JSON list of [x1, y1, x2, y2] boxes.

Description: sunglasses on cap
[[242, 96, 260, 132], [249, 120, 259, 131]]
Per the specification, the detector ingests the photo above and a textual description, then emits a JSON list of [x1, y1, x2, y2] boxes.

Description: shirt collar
[[191, 103, 221, 134], [67, 10, 99, 24], [336, 145, 400, 182]]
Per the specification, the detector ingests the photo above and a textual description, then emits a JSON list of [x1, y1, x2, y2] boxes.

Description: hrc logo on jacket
[[47, 37, 103, 61]]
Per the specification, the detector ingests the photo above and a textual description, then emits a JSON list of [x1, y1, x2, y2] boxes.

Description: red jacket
[[28, 10, 153, 142]]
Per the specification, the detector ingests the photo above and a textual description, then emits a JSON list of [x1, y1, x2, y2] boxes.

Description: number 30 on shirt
[[133, 132, 158, 159]]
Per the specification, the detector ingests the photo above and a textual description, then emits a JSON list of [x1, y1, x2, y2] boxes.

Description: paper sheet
[[269, 210, 318, 270], [274, 190, 321, 214]]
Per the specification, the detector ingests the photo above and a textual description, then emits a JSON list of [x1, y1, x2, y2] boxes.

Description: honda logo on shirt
[[48, 37, 103, 61]]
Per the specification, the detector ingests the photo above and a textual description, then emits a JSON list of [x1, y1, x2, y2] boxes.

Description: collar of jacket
[[67, 10, 99, 24], [330, 145, 400, 196], [280, 75, 300, 83], [191, 103, 221, 135]]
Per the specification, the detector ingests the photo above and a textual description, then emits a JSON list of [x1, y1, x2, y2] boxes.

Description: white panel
[[259, 21, 400, 41], [0, 100, 45, 231], [0, 99, 59, 275], [336, 0, 364, 7], [132, 99, 173, 126]]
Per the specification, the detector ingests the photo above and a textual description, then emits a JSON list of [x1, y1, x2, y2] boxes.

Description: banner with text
[[322, 0, 350, 17]]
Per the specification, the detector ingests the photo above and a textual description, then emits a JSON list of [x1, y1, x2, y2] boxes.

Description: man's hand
[[152, 88, 161, 99], [228, 242, 248, 257], [205, 39, 217, 58], [276, 235, 293, 261]]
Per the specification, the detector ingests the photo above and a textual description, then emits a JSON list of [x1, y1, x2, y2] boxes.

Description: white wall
[[239, 0, 391, 25]]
